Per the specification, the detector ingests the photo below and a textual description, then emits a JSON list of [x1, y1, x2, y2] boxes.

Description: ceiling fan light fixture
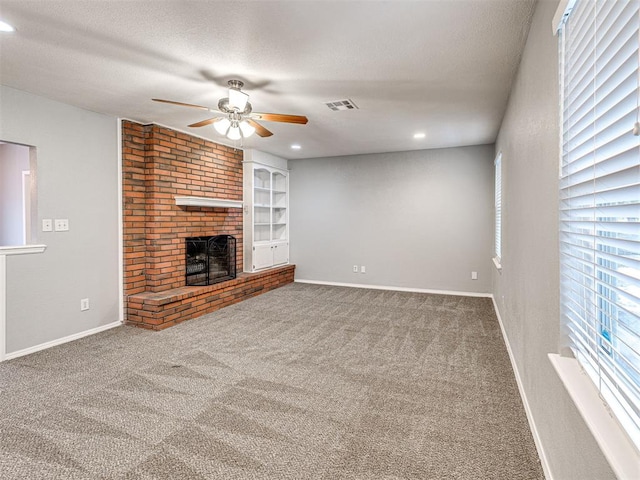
[[229, 88, 249, 112], [153, 78, 306, 142], [227, 125, 242, 141], [239, 120, 256, 138], [214, 117, 231, 135]]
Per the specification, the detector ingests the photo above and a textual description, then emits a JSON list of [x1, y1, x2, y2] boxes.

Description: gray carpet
[[0, 283, 543, 479]]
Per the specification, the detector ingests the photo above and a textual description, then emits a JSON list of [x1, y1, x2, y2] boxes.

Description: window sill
[[492, 256, 502, 272], [0, 245, 47, 256], [548, 353, 640, 479]]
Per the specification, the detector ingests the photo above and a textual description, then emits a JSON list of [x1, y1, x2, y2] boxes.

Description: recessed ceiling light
[[413, 133, 426, 139], [0, 20, 15, 32], [291, 144, 301, 150]]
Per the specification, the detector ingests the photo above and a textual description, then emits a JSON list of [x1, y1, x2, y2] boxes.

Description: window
[[494, 152, 503, 266], [558, 0, 640, 451]]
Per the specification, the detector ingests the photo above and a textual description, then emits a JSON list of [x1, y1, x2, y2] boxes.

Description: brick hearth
[[127, 265, 295, 330], [121, 121, 294, 329]]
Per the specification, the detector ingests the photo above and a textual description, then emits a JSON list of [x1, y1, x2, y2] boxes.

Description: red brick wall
[[127, 265, 295, 330], [122, 121, 244, 297]]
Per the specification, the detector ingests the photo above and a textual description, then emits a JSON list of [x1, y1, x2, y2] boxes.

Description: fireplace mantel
[[175, 196, 242, 209]]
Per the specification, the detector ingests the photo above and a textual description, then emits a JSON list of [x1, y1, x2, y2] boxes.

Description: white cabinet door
[[253, 244, 273, 271], [272, 242, 288, 266]]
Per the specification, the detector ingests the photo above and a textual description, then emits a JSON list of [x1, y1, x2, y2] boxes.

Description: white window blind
[[559, 0, 640, 452], [495, 153, 502, 262]]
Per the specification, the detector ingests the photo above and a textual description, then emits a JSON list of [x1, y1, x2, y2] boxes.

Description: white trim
[[21, 170, 30, 245], [491, 296, 553, 480], [243, 149, 289, 170], [4, 320, 122, 361], [492, 256, 502, 272], [0, 255, 5, 361], [294, 279, 492, 298], [117, 119, 124, 324], [549, 353, 640, 480], [175, 196, 243, 209], [0, 244, 46, 255], [553, 0, 576, 34], [494, 152, 502, 262]]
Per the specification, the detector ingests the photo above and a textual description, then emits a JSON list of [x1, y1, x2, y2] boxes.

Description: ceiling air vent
[[325, 99, 358, 111]]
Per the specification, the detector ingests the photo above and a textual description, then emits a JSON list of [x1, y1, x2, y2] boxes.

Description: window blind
[[559, 0, 640, 451], [495, 153, 502, 261]]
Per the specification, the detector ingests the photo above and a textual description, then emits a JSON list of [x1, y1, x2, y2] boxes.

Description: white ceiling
[[0, 0, 536, 160]]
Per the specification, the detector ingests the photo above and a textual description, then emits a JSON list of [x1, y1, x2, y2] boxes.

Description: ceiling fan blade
[[188, 117, 219, 128], [247, 119, 273, 137], [152, 98, 211, 110], [252, 113, 308, 124]]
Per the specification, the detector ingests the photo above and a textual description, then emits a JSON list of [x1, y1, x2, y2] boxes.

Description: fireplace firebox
[[185, 235, 236, 286]]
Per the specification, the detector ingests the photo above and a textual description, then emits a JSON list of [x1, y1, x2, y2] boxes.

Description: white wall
[[0, 86, 120, 354], [493, 1, 615, 478], [0, 143, 30, 246], [289, 145, 494, 294], [243, 149, 288, 170]]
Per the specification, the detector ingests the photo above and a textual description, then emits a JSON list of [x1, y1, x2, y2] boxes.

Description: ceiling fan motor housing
[[218, 97, 252, 115]]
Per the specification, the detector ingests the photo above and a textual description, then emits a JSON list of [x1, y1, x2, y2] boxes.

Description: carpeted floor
[[0, 283, 543, 479]]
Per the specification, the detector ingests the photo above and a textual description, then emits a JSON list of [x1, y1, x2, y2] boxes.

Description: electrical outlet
[[471, 271, 478, 280], [80, 298, 90, 311], [353, 265, 359, 273], [42, 219, 53, 232], [361, 265, 366, 274], [54, 219, 69, 231]]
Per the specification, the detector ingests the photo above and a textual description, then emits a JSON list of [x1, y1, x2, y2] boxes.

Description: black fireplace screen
[[185, 235, 236, 286]]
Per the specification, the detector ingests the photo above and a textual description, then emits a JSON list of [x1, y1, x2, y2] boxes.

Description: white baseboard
[[294, 278, 492, 298], [4, 320, 123, 361], [491, 296, 553, 480]]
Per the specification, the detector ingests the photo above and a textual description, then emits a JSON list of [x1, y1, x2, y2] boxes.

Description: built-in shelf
[[175, 196, 243, 209], [244, 162, 289, 272]]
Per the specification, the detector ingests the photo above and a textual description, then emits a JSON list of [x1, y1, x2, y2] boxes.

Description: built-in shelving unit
[[243, 162, 289, 272]]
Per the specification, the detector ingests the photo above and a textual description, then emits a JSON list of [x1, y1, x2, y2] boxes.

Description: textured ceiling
[[0, 0, 536, 159]]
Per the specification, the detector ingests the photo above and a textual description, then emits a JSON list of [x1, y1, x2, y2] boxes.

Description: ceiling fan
[[152, 80, 308, 140]]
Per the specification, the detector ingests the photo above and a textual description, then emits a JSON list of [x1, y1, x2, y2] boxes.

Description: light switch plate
[[42, 219, 53, 232], [54, 219, 69, 231], [80, 298, 90, 311]]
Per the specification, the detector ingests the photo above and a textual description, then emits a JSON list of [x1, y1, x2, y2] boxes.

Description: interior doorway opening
[[0, 142, 36, 246]]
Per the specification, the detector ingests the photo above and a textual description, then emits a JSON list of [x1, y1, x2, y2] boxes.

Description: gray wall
[[289, 145, 494, 294], [494, 1, 615, 478], [0, 143, 30, 246], [0, 86, 120, 353]]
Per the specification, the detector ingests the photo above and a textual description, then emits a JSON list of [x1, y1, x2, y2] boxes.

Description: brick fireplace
[[122, 121, 294, 330]]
